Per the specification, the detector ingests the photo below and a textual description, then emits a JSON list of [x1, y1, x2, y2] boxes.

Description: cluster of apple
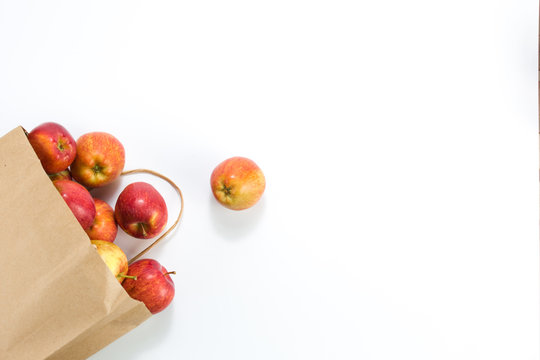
[[26, 120, 267, 317], [27, 122, 174, 314]]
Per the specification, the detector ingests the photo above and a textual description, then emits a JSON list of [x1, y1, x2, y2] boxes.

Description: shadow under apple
[[208, 194, 266, 241]]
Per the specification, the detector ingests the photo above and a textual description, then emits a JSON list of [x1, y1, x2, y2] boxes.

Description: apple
[[53, 179, 96, 230], [121, 259, 175, 314], [210, 156, 266, 210], [27, 122, 77, 174], [48, 169, 72, 182], [85, 198, 118, 243], [91, 240, 130, 283], [115, 182, 168, 239], [70, 132, 125, 188]]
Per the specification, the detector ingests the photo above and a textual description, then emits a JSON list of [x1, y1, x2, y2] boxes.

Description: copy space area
[[0, 1, 537, 359]]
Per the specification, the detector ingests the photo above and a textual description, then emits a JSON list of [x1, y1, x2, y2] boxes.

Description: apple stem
[[139, 223, 148, 237], [118, 274, 137, 280], [92, 164, 103, 174], [164, 271, 176, 277]]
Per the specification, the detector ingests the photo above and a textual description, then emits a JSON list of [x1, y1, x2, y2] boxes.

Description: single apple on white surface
[[115, 182, 168, 239], [27, 122, 77, 174], [210, 156, 266, 210], [53, 179, 96, 230], [70, 132, 125, 188]]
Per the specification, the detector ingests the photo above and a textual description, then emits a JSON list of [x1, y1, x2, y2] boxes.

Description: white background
[[0, 1, 539, 359]]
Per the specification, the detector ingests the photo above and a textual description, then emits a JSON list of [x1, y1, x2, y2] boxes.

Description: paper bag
[[0, 127, 152, 360]]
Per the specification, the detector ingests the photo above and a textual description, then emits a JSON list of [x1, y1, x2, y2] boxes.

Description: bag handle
[[120, 169, 185, 265]]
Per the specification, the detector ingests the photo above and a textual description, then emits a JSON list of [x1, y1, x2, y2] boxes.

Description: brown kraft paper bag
[[0, 127, 152, 360]]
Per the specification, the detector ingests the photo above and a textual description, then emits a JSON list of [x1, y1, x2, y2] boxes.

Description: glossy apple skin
[[70, 132, 125, 188], [91, 240, 128, 283], [122, 259, 175, 314], [53, 179, 96, 230], [48, 169, 72, 182], [85, 198, 118, 242], [115, 182, 168, 239], [210, 156, 266, 210], [27, 122, 77, 174]]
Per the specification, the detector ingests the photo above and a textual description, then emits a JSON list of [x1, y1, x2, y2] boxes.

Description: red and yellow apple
[[27, 122, 77, 174], [115, 182, 168, 239], [91, 240, 129, 283], [53, 179, 96, 230], [70, 132, 125, 188], [85, 198, 118, 243], [122, 259, 175, 314], [210, 156, 266, 210]]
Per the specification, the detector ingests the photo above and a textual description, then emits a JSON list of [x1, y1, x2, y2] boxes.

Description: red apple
[[70, 132, 125, 188], [48, 169, 72, 182], [210, 156, 266, 210], [115, 182, 168, 239], [122, 259, 175, 314], [85, 198, 118, 242], [27, 122, 77, 174], [53, 179, 96, 230]]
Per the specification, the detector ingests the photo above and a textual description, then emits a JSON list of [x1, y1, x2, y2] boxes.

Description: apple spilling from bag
[[26, 122, 267, 318], [122, 259, 175, 314], [91, 240, 130, 283], [27, 122, 77, 174], [53, 179, 96, 230], [26, 122, 175, 314], [86, 198, 118, 243], [115, 182, 168, 239], [70, 132, 126, 188]]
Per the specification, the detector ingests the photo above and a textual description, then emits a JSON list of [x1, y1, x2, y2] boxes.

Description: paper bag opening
[[0, 127, 151, 360]]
